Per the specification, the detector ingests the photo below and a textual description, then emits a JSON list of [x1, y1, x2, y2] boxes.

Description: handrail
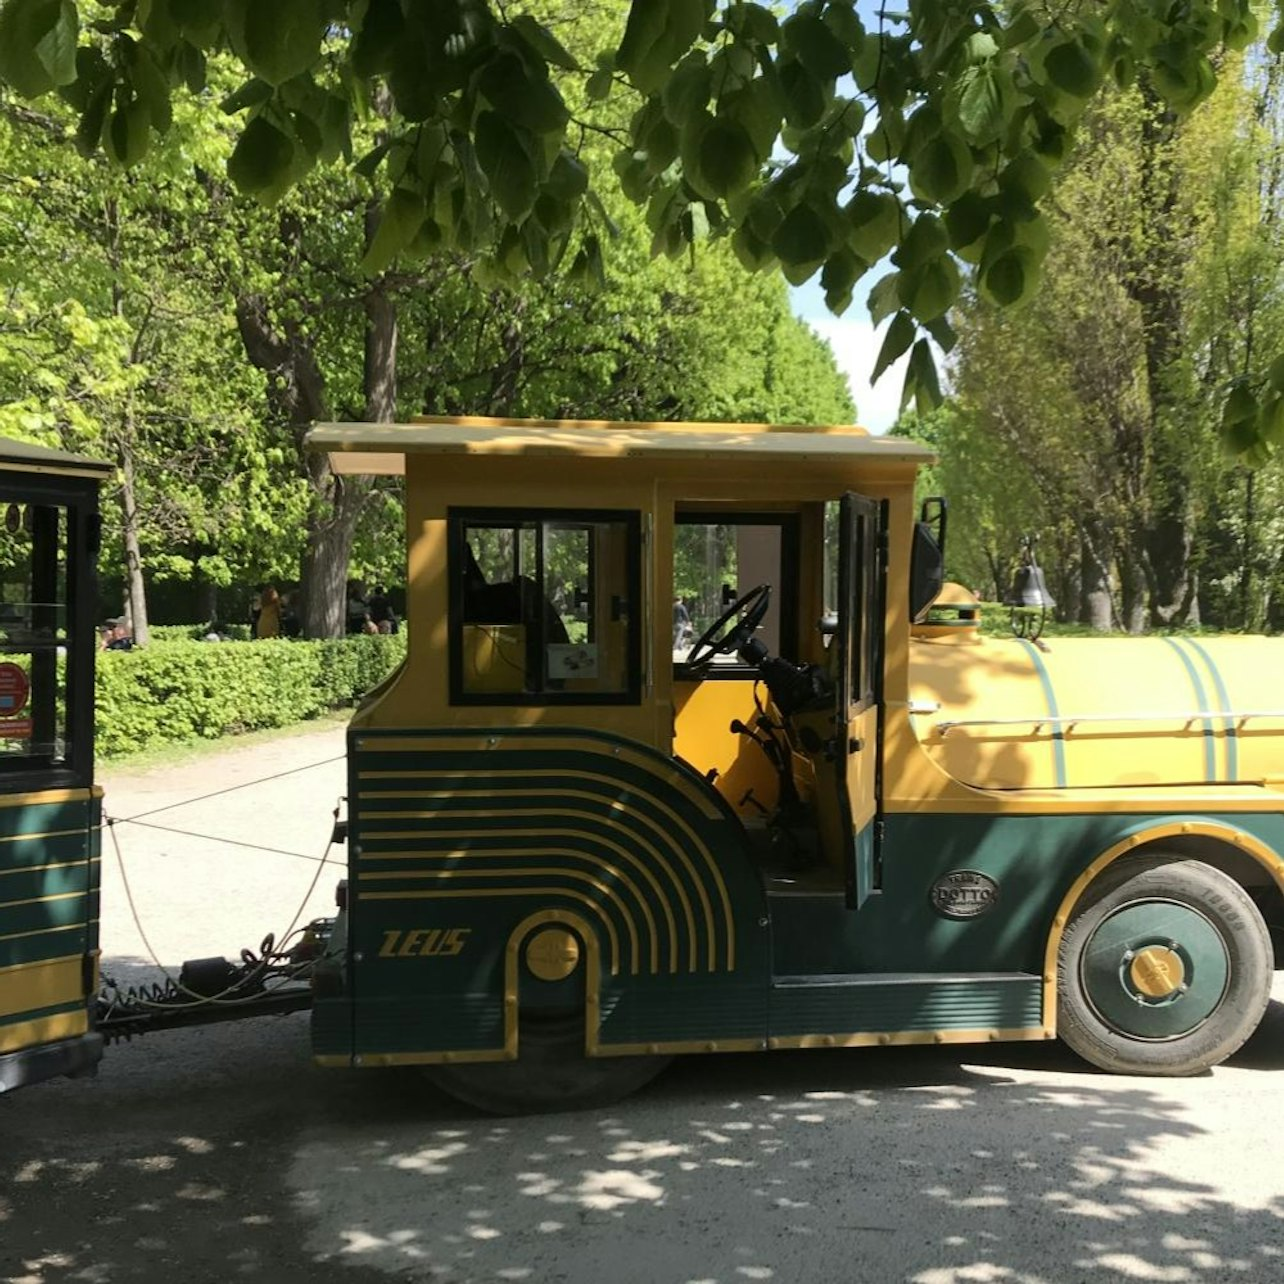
[[935, 710, 1284, 736]]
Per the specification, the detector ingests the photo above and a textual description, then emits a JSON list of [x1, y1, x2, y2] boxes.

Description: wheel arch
[[1043, 820, 1284, 1033]]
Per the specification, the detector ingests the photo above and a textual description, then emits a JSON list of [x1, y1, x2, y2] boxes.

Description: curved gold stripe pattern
[[360, 885, 623, 975], [360, 785, 705, 962], [357, 747, 739, 971], [361, 825, 682, 973], [359, 856, 653, 973], [360, 769, 721, 965]]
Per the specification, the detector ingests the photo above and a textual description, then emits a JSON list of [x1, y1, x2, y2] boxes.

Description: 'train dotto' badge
[[930, 870, 999, 919]]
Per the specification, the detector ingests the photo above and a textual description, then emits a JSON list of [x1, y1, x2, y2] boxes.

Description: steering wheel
[[685, 584, 772, 671]]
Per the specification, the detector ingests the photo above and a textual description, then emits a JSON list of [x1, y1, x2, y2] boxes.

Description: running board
[[768, 971, 1043, 1041]]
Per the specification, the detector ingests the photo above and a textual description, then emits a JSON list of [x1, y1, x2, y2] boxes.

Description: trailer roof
[[308, 416, 933, 476], [0, 437, 113, 479]]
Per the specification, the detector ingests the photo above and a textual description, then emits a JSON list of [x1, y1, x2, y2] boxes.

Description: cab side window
[[448, 509, 642, 705], [673, 513, 798, 674]]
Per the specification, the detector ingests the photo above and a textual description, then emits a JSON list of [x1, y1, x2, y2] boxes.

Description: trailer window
[[449, 509, 641, 705], [0, 501, 72, 770]]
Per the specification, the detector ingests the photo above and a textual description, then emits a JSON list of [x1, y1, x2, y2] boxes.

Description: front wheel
[[424, 1013, 671, 1115], [1057, 855, 1272, 1076]]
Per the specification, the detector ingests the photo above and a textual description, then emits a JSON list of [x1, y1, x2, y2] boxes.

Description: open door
[[836, 493, 886, 909]]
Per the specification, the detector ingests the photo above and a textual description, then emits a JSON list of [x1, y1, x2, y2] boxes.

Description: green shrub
[[149, 623, 253, 642], [95, 633, 407, 758]]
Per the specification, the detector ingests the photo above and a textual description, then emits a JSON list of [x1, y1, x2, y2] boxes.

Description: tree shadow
[[6, 980, 1284, 1283]]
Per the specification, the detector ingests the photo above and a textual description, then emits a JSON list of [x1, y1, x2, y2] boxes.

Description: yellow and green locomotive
[[304, 417, 1284, 1111]]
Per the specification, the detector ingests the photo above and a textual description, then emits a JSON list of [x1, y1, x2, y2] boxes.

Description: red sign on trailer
[[0, 661, 29, 716]]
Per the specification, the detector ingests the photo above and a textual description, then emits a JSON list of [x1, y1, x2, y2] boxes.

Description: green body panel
[[0, 795, 99, 1042], [315, 726, 1284, 1060], [770, 811, 1284, 977]]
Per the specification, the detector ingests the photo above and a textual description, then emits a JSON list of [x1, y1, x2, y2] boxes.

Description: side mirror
[[909, 497, 947, 623]]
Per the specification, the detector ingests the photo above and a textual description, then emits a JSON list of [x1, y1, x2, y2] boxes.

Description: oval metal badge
[[930, 870, 999, 919]]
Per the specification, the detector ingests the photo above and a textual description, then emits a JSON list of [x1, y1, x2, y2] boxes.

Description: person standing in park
[[255, 585, 281, 639]]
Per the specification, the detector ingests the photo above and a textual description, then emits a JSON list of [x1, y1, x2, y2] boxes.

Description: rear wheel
[[1057, 855, 1272, 1076], [424, 1012, 671, 1115]]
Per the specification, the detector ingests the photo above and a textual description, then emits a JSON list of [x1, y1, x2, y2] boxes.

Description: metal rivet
[[1122, 949, 1134, 961], [353, 1055, 363, 1067], [353, 951, 364, 963], [878, 1034, 890, 1046], [758, 916, 770, 928]]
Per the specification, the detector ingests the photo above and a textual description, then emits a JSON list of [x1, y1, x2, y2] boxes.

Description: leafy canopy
[[1, 0, 1278, 448]]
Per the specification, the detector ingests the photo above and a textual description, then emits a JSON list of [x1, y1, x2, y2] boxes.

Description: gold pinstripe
[[359, 853, 658, 972], [0, 919, 95, 945], [0, 787, 100, 809], [0, 827, 97, 846], [0, 857, 99, 879], [0, 889, 86, 911], [358, 887, 623, 975], [359, 805, 699, 971]]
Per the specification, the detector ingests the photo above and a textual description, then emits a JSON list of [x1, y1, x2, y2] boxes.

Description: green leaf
[[924, 315, 957, 354], [728, 3, 778, 44], [106, 96, 151, 168], [821, 248, 865, 315], [59, 43, 107, 111], [175, 40, 207, 94], [699, 118, 757, 197], [74, 80, 111, 158], [770, 201, 832, 283], [170, 0, 221, 48], [867, 271, 901, 326], [896, 213, 948, 271], [546, 151, 588, 204], [957, 65, 1010, 145], [721, 77, 781, 161], [897, 256, 960, 322], [906, 339, 942, 415], [732, 223, 775, 271], [221, 78, 274, 115], [944, 191, 992, 257], [1260, 395, 1284, 446], [0, 0, 78, 98], [1043, 39, 1099, 100], [228, 0, 324, 88], [778, 59, 827, 129], [354, 140, 391, 179], [844, 189, 901, 262], [362, 187, 426, 275], [1269, 23, 1284, 56], [981, 245, 1038, 306], [509, 14, 579, 70], [908, 132, 974, 205], [782, 13, 850, 80], [130, 47, 172, 132], [352, 0, 403, 77], [1268, 354, 1284, 394], [227, 115, 296, 198], [478, 52, 569, 136], [586, 65, 613, 100], [662, 51, 710, 124], [475, 111, 538, 219], [618, 0, 705, 94], [873, 311, 915, 383]]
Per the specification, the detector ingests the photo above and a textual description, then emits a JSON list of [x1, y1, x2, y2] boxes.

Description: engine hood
[[907, 634, 1284, 791]]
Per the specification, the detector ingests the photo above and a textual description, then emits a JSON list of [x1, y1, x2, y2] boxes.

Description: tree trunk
[[1079, 527, 1114, 631], [118, 432, 150, 646]]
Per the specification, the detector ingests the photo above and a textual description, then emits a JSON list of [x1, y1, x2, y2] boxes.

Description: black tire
[[424, 1013, 671, 1115], [1057, 855, 1272, 1076]]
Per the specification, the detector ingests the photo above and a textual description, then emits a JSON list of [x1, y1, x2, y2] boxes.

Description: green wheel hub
[[1080, 898, 1230, 1041]]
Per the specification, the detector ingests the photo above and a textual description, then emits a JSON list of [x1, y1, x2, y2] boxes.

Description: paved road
[[4, 726, 1284, 1283]]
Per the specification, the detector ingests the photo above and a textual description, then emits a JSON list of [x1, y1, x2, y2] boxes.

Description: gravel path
[[3, 725, 1284, 1283]]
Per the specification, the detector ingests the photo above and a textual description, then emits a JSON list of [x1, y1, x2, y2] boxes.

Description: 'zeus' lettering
[[378, 928, 472, 958]]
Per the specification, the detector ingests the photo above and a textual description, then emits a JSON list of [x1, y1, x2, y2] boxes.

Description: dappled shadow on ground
[[5, 987, 1284, 1283]]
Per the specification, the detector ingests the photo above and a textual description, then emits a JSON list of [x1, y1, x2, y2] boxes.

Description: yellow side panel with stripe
[[908, 635, 1284, 791]]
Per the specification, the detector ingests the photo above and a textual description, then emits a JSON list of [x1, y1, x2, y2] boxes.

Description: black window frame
[[672, 509, 800, 681], [448, 506, 643, 707], [0, 470, 99, 792]]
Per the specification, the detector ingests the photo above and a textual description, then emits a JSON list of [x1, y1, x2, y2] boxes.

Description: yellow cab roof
[[307, 416, 933, 476]]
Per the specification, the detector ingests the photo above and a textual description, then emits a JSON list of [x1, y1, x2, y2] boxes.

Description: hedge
[[95, 633, 407, 757]]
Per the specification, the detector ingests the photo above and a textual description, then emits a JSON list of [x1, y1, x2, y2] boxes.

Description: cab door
[[836, 494, 886, 910]]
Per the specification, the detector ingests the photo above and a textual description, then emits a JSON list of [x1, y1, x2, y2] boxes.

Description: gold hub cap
[[1128, 946, 1185, 999], [525, 928, 581, 982]]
